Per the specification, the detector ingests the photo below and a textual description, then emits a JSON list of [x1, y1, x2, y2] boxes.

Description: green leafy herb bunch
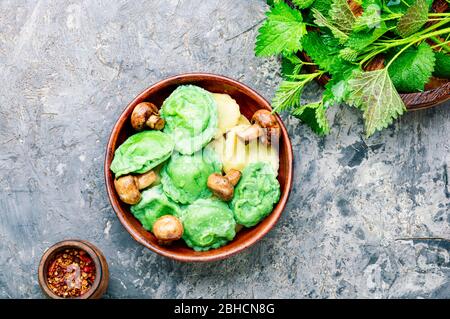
[[256, 0, 450, 136]]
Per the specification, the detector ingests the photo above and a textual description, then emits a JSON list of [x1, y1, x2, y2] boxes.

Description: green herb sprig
[[256, 0, 450, 136]]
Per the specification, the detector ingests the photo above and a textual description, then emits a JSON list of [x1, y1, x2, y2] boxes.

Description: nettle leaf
[[396, 0, 428, 38], [292, 102, 330, 135], [353, 0, 383, 31], [339, 47, 358, 61], [281, 54, 303, 78], [302, 31, 354, 76], [388, 42, 435, 92], [330, 0, 357, 33], [272, 80, 305, 112], [384, 0, 432, 14], [272, 72, 323, 112], [302, 32, 338, 72], [348, 68, 406, 137], [292, 0, 315, 9], [346, 21, 388, 50], [311, 0, 333, 17], [433, 51, 450, 78], [323, 66, 360, 107], [312, 9, 349, 43], [255, 1, 307, 56]]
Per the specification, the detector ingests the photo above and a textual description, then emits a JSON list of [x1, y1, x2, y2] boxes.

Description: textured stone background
[[0, 0, 449, 299]]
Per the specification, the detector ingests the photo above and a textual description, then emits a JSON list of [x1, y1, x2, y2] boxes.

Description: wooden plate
[[104, 73, 294, 262]]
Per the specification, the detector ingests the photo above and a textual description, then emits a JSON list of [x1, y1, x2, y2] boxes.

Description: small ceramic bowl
[[104, 73, 294, 262], [38, 240, 109, 299]]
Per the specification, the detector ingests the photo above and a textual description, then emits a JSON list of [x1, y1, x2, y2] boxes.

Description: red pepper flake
[[46, 248, 96, 298]]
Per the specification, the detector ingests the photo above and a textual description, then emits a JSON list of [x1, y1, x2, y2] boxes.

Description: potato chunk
[[213, 93, 241, 137]]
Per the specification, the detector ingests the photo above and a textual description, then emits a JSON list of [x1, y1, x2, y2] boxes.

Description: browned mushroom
[[134, 170, 157, 190], [130, 102, 165, 131], [207, 169, 241, 201], [114, 170, 157, 205], [224, 169, 241, 186], [236, 110, 280, 145], [152, 215, 183, 245]]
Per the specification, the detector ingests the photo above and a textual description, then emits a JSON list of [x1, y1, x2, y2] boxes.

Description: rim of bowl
[[104, 72, 294, 262], [38, 240, 103, 299]]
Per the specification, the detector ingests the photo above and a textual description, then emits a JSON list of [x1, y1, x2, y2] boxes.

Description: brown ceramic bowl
[[38, 240, 109, 299], [104, 73, 293, 262]]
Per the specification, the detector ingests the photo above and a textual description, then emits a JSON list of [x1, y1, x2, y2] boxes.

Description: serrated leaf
[[388, 43, 435, 92], [272, 80, 305, 112], [292, 0, 315, 9], [255, 1, 307, 56], [292, 102, 330, 135], [348, 68, 406, 137], [323, 67, 360, 107], [339, 47, 358, 61], [353, 1, 383, 31], [302, 31, 338, 71], [311, 0, 333, 17], [330, 0, 357, 33], [384, 0, 432, 14], [312, 9, 349, 43], [346, 21, 388, 50], [433, 51, 450, 78], [281, 54, 303, 78], [396, 0, 428, 38], [302, 31, 354, 76]]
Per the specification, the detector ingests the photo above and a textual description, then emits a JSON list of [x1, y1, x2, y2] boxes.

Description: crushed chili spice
[[46, 248, 96, 298]]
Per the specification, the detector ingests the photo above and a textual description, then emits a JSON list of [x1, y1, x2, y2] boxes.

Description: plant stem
[[400, 0, 410, 7], [359, 26, 450, 66], [430, 36, 450, 52], [429, 13, 450, 17], [300, 61, 317, 66], [427, 18, 449, 22], [414, 18, 450, 38]]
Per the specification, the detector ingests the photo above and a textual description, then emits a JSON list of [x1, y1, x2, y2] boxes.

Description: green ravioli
[[182, 198, 236, 251], [110, 131, 174, 177], [161, 85, 218, 155], [161, 148, 222, 204], [130, 185, 181, 232], [231, 162, 281, 227]]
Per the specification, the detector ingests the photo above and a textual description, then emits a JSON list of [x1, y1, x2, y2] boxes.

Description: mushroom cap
[[152, 215, 183, 244], [251, 110, 280, 145], [225, 169, 241, 186], [207, 173, 234, 201], [251, 110, 278, 128], [114, 175, 141, 205], [131, 102, 159, 131], [146, 114, 165, 130]]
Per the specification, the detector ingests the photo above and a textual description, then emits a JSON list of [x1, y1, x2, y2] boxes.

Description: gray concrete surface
[[0, 0, 449, 299]]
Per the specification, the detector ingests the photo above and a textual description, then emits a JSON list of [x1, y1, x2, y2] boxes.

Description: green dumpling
[[230, 162, 280, 227], [130, 185, 181, 232], [161, 148, 222, 204], [161, 85, 218, 155], [182, 198, 236, 251], [110, 131, 174, 177]]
